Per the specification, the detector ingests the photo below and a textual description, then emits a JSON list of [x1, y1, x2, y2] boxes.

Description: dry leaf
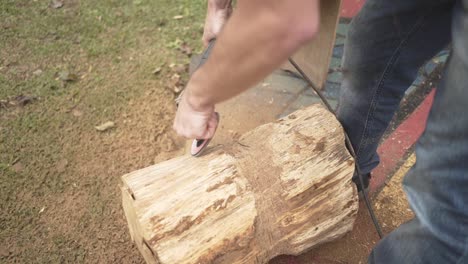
[[170, 73, 181, 86], [180, 43, 193, 56], [173, 64, 187, 74], [59, 71, 78, 82], [72, 109, 83, 117], [50, 0, 63, 9], [169, 73, 184, 93], [152, 67, 161, 75], [33, 69, 43, 76], [95, 121, 115, 132], [173, 86, 182, 93], [10, 95, 36, 107], [173, 15, 183, 20]]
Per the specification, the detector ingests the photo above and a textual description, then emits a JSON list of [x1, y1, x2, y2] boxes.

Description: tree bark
[[121, 105, 358, 264]]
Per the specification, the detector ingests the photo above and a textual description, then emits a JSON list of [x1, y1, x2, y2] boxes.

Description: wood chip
[[95, 121, 115, 132]]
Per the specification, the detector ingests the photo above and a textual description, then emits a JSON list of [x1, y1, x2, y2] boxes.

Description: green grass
[[0, 0, 207, 262]]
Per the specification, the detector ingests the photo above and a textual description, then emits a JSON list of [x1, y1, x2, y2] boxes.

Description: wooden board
[[121, 105, 358, 264], [283, 0, 342, 90]]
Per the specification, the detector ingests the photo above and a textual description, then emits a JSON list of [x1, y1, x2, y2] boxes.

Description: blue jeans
[[336, 0, 468, 263]]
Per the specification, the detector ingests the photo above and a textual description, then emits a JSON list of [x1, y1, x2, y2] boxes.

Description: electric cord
[[288, 58, 384, 239]]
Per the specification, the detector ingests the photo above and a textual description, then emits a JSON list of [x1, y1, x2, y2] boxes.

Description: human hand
[[202, 0, 232, 47], [173, 90, 218, 139]]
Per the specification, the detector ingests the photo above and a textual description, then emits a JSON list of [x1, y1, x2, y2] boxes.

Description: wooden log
[[121, 105, 358, 264]]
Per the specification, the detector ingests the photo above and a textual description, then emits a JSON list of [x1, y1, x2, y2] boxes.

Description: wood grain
[[122, 104, 358, 264]]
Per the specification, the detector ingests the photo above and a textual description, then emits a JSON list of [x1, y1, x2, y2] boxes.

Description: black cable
[[288, 58, 384, 239]]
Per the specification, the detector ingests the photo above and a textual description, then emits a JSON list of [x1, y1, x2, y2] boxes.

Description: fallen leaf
[[33, 69, 43, 76], [59, 71, 78, 82], [0, 100, 7, 108], [152, 67, 161, 75], [180, 43, 192, 56], [169, 73, 186, 93], [157, 19, 167, 27], [170, 73, 181, 86], [173, 86, 182, 93], [173, 64, 187, 74], [95, 121, 115, 132], [173, 15, 183, 20], [11, 95, 36, 107], [50, 0, 63, 9], [72, 109, 83, 117]]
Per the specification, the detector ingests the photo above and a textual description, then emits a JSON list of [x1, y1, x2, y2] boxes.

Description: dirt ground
[[1, 1, 417, 263], [1, 0, 202, 262]]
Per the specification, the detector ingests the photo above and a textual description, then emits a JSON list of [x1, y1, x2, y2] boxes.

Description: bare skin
[[173, 0, 320, 139], [202, 0, 233, 47]]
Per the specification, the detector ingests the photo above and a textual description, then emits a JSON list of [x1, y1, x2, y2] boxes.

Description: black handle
[[196, 39, 216, 71]]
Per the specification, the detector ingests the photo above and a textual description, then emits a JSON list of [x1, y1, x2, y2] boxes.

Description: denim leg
[[336, 0, 453, 175], [369, 1, 468, 263]]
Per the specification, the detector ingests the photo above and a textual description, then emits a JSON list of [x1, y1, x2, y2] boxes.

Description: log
[[121, 105, 358, 264]]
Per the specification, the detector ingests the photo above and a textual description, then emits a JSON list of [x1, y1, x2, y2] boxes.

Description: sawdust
[[373, 154, 415, 232]]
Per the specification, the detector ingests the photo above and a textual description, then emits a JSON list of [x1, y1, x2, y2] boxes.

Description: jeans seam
[[355, 15, 429, 161]]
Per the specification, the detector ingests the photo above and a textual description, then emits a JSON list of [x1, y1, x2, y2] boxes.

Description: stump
[[121, 105, 358, 264]]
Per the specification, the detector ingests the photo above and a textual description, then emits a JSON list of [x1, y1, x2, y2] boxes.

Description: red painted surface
[[370, 89, 436, 192], [341, 0, 366, 18]]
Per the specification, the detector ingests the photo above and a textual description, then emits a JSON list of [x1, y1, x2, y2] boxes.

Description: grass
[[1, 0, 206, 262]]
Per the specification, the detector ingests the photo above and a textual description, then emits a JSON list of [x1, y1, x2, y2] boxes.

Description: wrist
[[185, 82, 212, 112]]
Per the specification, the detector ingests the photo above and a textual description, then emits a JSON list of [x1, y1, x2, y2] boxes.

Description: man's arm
[[174, 0, 320, 139]]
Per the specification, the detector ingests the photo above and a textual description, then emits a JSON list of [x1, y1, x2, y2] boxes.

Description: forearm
[[188, 0, 320, 108]]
